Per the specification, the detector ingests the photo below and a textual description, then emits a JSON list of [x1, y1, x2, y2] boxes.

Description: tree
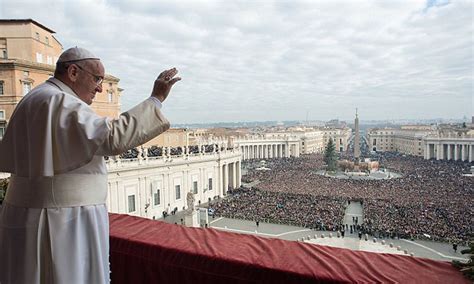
[[324, 138, 337, 171]]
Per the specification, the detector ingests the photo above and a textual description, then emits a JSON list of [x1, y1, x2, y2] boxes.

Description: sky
[[1, 0, 473, 124]]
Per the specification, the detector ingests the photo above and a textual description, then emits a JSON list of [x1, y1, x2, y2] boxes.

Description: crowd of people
[[211, 153, 473, 243], [212, 187, 346, 230]]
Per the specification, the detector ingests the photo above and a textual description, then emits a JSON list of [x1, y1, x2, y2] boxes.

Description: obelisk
[[354, 109, 360, 162]]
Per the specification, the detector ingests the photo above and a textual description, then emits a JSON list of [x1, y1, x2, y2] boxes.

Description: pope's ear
[[67, 64, 79, 82]]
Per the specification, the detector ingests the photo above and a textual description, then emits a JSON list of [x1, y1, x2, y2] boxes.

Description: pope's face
[[73, 60, 105, 105]]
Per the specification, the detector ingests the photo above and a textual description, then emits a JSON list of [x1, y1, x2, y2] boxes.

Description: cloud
[[1, 0, 472, 123]]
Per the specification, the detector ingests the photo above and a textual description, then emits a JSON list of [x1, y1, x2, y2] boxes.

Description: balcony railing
[[106, 149, 241, 170]]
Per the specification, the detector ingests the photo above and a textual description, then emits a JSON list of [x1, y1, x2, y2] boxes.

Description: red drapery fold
[[109, 214, 468, 284]]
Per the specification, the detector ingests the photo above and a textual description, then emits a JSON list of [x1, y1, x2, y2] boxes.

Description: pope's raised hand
[[151, 68, 181, 102]]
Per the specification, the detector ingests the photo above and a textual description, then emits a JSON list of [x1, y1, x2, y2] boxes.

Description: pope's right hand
[[151, 68, 181, 102]]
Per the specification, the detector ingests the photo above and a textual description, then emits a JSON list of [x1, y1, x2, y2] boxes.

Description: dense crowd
[[211, 153, 473, 243], [212, 187, 345, 230]]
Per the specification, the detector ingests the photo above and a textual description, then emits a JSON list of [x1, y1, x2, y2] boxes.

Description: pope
[[0, 47, 180, 284]]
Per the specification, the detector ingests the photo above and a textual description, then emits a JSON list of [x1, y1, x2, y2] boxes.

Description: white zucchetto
[[57, 47, 100, 63]]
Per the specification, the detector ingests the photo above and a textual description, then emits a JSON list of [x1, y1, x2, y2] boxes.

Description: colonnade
[[239, 143, 300, 160], [240, 144, 286, 160], [424, 138, 474, 162], [221, 161, 241, 194]]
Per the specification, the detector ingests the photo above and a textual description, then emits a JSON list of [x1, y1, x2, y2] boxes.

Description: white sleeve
[[96, 98, 170, 156]]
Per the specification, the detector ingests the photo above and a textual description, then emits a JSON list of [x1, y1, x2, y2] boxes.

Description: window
[[208, 178, 213, 191], [0, 127, 4, 139], [0, 110, 4, 119], [175, 185, 181, 199], [0, 81, 3, 95], [36, 52, 43, 63], [35, 32, 39, 40], [47, 56, 53, 65], [23, 83, 31, 95], [45, 36, 49, 45], [23, 71, 29, 77], [154, 189, 160, 206], [108, 91, 113, 103], [0, 38, 6, 59], [193, 181, 198, 194], [128, 195, 136, 213]]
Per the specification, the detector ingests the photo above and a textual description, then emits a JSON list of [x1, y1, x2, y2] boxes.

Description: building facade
[[367, 127, 434, 156], [0, 19, 121, 139], [106, 147, 242, 219], [367, 126, 474, 162], [322, 128, 352, 153]]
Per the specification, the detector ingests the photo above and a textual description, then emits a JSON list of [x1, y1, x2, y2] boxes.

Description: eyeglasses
[[74, 64, 104, 85]]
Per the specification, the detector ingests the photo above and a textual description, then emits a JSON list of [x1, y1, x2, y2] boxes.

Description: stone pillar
[[470, 144, 474, 162], [424, 143, 429, 159], [232, 162, 237, 189], [461, 144, 466, 161], [447, 144, 451, 160], [223, 164, 229, 194], [455, 144, 459, 161], [464, 144, 471, 161], [236, 161, 241, 188]]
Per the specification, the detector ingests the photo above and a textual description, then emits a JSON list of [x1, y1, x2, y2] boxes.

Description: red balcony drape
[[109, 214, 468, 284]]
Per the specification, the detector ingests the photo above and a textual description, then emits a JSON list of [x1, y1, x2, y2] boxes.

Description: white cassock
[[0, 77, 169, 284]]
